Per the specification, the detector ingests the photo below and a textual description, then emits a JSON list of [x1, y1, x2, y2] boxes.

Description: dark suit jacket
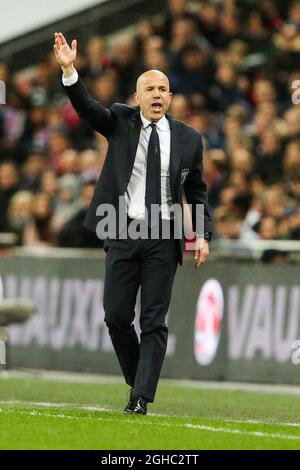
[[63, 77, 213, 264]]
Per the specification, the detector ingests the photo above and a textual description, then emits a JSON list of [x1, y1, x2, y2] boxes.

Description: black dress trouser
[[103, 231, 178, 403]]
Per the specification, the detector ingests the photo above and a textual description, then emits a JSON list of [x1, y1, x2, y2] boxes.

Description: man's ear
[[134, 92, 140, 105]]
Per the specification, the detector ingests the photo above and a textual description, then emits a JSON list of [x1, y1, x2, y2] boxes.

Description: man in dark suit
[[54, 32, 213, 415]]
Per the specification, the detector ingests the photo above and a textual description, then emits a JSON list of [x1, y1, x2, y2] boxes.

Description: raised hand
[[53, 32, 77, 74]]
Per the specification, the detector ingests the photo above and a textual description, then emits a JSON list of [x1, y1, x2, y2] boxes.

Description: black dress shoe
[[123, 389, 136, 414], [132, 396, 147, 415]]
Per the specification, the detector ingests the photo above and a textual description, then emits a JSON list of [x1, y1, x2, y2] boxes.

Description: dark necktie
[[145, 123, 161, 227]]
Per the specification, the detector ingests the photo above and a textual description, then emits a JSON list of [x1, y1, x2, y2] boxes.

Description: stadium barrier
[[0, 243, 299, 384]]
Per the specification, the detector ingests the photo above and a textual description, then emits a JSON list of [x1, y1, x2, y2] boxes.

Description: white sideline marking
[[1, 401, 300, 442], [1, 400, 300, 429], [1, 407, 300, 443], [223, 418, 300, 428], [184, 424, 300, 442], [0, 400, 112, 413]]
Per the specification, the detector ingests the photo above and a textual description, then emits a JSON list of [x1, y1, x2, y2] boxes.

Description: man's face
[[134, 71, 172, 122]]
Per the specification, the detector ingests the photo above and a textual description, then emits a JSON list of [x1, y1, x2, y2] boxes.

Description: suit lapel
[[128, 108, 141, 175], [168, 115, 184, 201], [127, 111, 183, 201]]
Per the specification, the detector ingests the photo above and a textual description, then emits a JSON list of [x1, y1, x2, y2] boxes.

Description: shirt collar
[[140, 112, 169, 131]]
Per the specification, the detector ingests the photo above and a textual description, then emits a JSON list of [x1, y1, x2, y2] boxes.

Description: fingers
[[193, 248, 209, 269], [197, 253, 207, 268], [194, 254, 205, 269], [54, 32, 61, 48], [53, 44, 58, 58], [53, 33, 62, 62], [194, 250, 201, 269], [71, 39, 77, 51], [54, 32, 69, 48], [58, 32, 67, 45]]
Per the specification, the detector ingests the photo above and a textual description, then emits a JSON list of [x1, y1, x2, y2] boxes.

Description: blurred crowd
[[1, 0, 300, 248]]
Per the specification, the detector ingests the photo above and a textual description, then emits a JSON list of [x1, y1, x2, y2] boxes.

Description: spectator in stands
[[287, 207, 300, 239], [203, 148, 228, 209], [283, 107, 300, 142], [134, 18, 157, 59], [84, 36, 111, 79], [210, 63, 248, 112], [214, 11, 243, 48], [48, 130, 72, 172], [168, 17, 206, 66], [163, 0, 199, 42], [143, 50, 169, 76], [197, 1, 220, 46], [230, 148, 254, 177], [283, 140, 300, 179], [253, 129, 283, 183], [244, 11, 272, 52], [23, 192, 54, 246], [168, 94, 190, 122], [289, 171, 300, 202], [40, 170, 58, 204], [93, 69, 121, 108], [78, 149, 102, 183], [19, 152, 47, 192], [51, 173, 81, 235], [111, 37, 138, 99], [57, 179, 101, 248], [7, 191, 34, 244], [0, 161, 20, 232], [258, 216, 279, 240], [214, 208, 243, 239], [188, 111, 223, 149], [170, 44, 214, 99], [59, 149, 79, 175]]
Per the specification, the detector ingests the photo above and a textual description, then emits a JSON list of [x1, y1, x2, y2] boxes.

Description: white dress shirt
[[62, 68, 78, 87], [126, 113, 172, 220], [62, 69, 172, 220]]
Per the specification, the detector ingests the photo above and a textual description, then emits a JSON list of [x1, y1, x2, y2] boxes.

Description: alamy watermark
[[291, 80, 300, 104], [0, 80, 6, 104], [291, 340, 300, 365], [94, 197, 205, 250]]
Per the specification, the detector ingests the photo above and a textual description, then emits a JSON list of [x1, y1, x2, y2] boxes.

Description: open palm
[[53, 32, 77, 67]]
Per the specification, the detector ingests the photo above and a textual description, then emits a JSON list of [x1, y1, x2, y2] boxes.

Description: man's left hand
[[193, 238, 209, 269]]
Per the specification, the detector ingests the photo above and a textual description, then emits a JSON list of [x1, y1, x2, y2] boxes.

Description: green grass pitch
[[0, 374, 300, 450]]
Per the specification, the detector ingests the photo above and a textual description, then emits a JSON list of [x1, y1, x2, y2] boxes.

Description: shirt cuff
[[196, 231, 212, 241], [62, 69, 78, 86]]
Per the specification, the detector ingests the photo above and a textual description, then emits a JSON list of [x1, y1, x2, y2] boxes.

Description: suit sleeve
[[183, 136, 213, 235], [62, 76, 114, 139]]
